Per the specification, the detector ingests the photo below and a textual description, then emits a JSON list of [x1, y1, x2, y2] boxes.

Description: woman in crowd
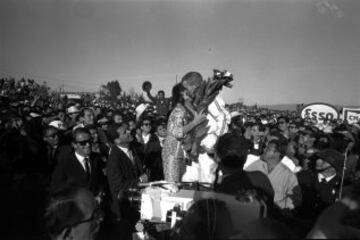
[[162, 83, 206, 182]]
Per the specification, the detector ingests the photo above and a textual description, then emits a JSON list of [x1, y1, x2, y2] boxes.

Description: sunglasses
[[143, 123, 151, 126], [76, 140, 92, 146]]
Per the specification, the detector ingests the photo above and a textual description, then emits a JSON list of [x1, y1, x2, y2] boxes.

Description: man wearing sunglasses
[[51, 128, 105, 198], [42, 126, 69, 175], [137, 117, 165, 181]]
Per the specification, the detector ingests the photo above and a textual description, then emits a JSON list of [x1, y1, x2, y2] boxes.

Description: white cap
[[135, 103, 149, 120], [49, 120, 66, 130], [67, 106, 80, 114], [230, 111, 241, 118], [29, 112, 41, 118]]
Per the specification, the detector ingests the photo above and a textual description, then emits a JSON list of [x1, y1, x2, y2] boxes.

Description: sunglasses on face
[[143, 123, 151, 126], [76, 139, 92, 146]]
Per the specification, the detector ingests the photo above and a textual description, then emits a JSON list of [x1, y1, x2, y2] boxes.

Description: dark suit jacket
[[215, 169, 275, 207], [297, 170, 341, 220], [138, 134, 164, 181], [40, 144, 72, 176], [106, 145, 143, 219], [50, 149, 104, 196]]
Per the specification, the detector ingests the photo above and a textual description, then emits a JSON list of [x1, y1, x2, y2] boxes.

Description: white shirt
[[75, 152, 90, 173], [142, 133, 150, 144], [243, 154, 259, 170], [245, 159, 302, 210], [117, 145, 134, 164], [318, 173, 336, 183], [158, 137, 165, 148], [281, 156, 302, 173]]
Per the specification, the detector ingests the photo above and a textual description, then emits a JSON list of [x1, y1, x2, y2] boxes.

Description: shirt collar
[[75, 151, 87, 162], [142, 133, 151, 143], [318, 173, 336, 183], [117, 145, 129, 153]]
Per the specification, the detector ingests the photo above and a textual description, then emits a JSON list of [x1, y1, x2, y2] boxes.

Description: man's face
[[113, 114, 123, 124], [262, 143, 279, 163], [72, 190, 103, 240], [315, 158, 335, 175], [156, 125, 167, 138], [73, 132, 92, 157], [277, 118, 288, 132], [251, 125, 261, 140], [89, 129, 98, 143], [44, 128, 59, 147], [116, 125, 133, 145], [289, 123, 298, 134], [158, 92, 165, 100], [69, 112, 79, 120], [141, 120, 151, 134], [128, 120, 136, 131], [58, 111, 66, 121], [83, 110, 95, 125], [182, 81, 198, 99], [100, 123, 108, 131]]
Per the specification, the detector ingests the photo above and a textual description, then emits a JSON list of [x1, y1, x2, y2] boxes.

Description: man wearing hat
[[296, 149, 344, 221]]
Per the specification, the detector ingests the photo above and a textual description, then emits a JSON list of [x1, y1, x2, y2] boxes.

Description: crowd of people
[[0, 74, 360, 239]]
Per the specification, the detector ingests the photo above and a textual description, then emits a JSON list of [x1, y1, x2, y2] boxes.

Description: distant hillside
[[259, 104, 298, 111]]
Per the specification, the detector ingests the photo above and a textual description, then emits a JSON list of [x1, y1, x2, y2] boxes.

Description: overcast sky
[[1, 0, 359, 105]]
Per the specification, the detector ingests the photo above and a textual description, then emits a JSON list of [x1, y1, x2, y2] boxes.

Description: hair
[[330, 132, 351, 153], [72, 127, 91, 143], [44, 183, 86, 238], [277, 116, 289, 123], [171, 83, 187, 107], [140, 117, 152, 125], [106, 123, 124, 143], [216, 133, 251, 170], [158, 90, 165, 95], [43, 125, 58, 136], [181, 72, 203, 87]]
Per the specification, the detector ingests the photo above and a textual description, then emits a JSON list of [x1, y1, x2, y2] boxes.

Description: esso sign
[[301, 103, 339, 123]]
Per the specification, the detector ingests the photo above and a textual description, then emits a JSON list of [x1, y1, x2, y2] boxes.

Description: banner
[[300, 103, 339, 123], [342, 108, 360, 124]]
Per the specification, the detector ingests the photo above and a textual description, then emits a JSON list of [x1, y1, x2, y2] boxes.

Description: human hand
[[193, 109, 207, 125], [139, 174, 148, 183]]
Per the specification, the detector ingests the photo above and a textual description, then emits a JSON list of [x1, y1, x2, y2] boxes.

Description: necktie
[[127, 149, 136, 166], [84, 157, 91, 180]]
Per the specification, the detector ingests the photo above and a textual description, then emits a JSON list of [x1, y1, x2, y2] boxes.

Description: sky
[[1, 0, 359, 106]]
